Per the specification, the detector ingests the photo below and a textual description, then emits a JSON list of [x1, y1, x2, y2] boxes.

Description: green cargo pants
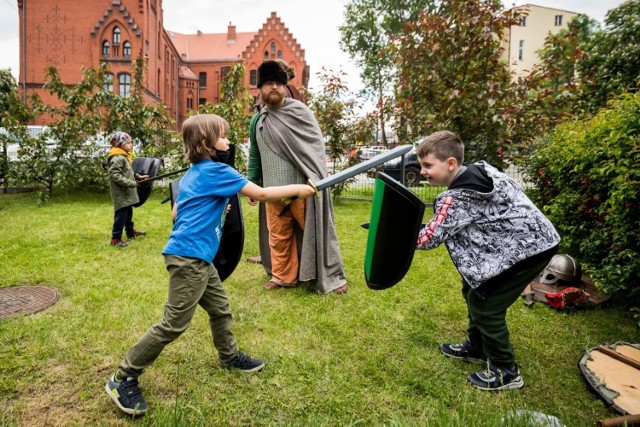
[[463, 246, 558, 368], [118, 255, 238, 377]]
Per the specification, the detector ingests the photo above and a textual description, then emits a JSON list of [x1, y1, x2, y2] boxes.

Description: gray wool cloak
[[253, 99, 347, 293]]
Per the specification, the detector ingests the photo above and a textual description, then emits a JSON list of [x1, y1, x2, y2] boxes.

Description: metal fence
[[333, 162, 531, 204]]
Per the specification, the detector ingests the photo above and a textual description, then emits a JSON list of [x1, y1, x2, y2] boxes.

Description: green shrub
[[522, 92, 640, 301]]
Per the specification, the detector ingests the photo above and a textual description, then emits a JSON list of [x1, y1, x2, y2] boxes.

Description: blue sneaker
[[105, 372, 148, 415], [467, 364, 524, 391], [221, 352, 265, 373], [439, 341, 487, 364]]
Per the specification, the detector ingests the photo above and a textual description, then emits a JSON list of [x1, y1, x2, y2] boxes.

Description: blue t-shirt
[[163, 160, 248, 263]]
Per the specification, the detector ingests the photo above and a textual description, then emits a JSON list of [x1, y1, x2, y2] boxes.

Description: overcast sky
[[0, 0, 626, 93]]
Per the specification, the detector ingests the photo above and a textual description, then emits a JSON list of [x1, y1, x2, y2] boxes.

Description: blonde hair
[[181, 114, 230, 164], [416, 131, 464, 165]]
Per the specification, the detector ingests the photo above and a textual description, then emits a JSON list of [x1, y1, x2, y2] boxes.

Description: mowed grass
[[0, 190, 638, 427]]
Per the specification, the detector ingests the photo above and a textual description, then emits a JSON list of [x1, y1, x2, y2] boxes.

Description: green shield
[[365, 172, 425, 290]]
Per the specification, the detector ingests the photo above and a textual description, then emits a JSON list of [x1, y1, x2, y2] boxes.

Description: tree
[[536, 14, 599, 94], [393, 0, 522, 166], [309, 68, 377, 200], [0, 69, 31, 190], [20, 65, 107, 200], [18, 58, 177, 202], [197, 63, 254, 173], [578, 0, 640, 112], [340, 0, 431, 145], [98, 58, 177, 161]]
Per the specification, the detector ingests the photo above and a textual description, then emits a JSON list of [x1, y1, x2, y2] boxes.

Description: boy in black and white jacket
[[416, 131, 560, 391]]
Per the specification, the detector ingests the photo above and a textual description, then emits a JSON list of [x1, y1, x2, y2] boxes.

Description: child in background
[[105, 114, 316, 415], [106, 131, 147, 247], [415, 131, 560, 391]]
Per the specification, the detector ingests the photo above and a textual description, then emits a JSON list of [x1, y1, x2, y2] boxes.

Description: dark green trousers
[[119, 255, 238, 377], [463, 246, 558, 368]]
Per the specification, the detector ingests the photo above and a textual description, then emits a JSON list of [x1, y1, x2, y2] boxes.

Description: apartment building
[[503, 4, 579, 77]]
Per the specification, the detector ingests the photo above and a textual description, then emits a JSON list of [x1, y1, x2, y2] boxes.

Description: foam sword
[[279, 144, 413, 215]]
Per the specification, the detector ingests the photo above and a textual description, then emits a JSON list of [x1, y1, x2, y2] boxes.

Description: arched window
[[118, 73, 131, 97], [277, 50, 282, 59], [187, 91, 194, 110], [113, 27, 121, 44], [102, 41, 110, 56], [199, 72, 207, 88], [249, 69, 257, 86], [270, 42, 276, 54], [103, 73, 114, 92], [123, 41, 131, 57], [264, 51, 269, 60]]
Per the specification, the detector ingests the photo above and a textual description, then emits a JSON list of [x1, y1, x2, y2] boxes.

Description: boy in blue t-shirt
[[105, 114, 316, 416]]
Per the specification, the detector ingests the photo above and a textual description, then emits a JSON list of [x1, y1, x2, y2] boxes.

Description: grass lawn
[[0, 190, 638, 426]]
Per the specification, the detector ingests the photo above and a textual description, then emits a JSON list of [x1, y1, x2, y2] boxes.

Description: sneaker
[[467, 364, 524, 391], [111, 239, 128, 247], [105, 372, 148, 415], [439, 341, 487, 364], [221, 352, 265, 373], [126, 230, 147, 239]]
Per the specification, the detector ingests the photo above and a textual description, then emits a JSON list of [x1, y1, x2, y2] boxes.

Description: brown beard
[[263, 90, 284, 107]]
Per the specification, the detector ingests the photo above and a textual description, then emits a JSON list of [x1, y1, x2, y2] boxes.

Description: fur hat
[[109, 131, 132, 148], [257, 60, 288, 88]]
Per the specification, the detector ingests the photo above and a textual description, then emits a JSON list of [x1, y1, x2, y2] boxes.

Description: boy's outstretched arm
[[240, 182, 315, 203]]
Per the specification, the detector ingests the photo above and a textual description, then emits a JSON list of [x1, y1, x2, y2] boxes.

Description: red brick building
[[17, 0, 309, 126]]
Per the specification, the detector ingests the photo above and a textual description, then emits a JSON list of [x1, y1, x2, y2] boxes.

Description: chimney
[[227, 22, 236, 43]]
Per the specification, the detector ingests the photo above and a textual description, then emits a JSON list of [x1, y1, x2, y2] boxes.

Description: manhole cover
[[0, 286, 59, 319]]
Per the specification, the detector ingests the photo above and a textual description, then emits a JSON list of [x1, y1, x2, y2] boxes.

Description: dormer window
[[123, 41, 131, 57], [113, 27, 121, 45], [102, 40, 110, 56]]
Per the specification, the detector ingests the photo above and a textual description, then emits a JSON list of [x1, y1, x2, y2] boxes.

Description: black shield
[[132, 157, 162, 207], [364, 172, 426, 290]]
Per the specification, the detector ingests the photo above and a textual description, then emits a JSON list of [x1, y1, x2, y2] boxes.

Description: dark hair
[[416, 131, 464, 165], [181, 114, 229, 164]]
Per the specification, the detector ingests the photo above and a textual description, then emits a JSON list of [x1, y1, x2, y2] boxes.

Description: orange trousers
[[265, 198, 306, 284]]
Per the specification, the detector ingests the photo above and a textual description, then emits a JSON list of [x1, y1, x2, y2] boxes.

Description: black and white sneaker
[[439, 341, 487, 364], [221, 351, 265, 373], [105, 371, 148, 415], [467, 364, 524, 391]]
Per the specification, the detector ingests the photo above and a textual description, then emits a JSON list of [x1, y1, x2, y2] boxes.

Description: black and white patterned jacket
[[417, 161, 560, 289]]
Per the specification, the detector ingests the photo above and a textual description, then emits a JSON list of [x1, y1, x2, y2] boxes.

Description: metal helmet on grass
[[539, 254, 582, 285]]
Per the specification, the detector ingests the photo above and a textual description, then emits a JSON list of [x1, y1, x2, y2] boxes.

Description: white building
[[503, 4, 579, 77]]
